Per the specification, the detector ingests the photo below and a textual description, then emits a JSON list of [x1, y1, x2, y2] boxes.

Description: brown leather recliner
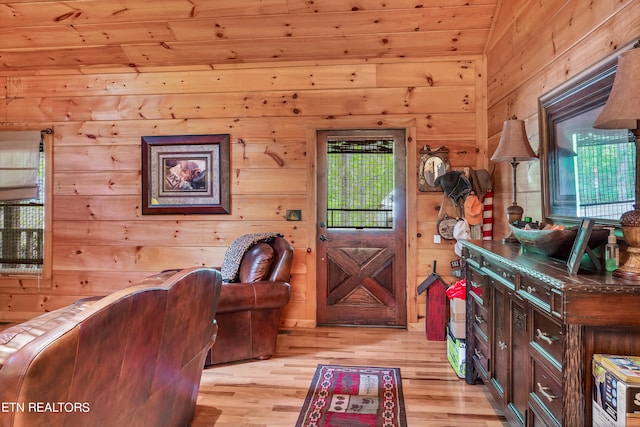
[[0, 267, 222, 427], [205, 236, 293, 366]]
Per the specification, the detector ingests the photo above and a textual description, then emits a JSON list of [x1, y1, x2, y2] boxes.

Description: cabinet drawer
[[467, 267, 488, 305], [471, 299, 489, 339], [482, 258, 516, 286], [529, 397, 562, 427], [519, 275, 562, 316], [531, 308, 563, 368], [464, 247, 482, 264], [472, 331, 490, 380], [530, 359, 562, 425]]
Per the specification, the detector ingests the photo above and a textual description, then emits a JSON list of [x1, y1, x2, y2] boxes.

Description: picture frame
[[566, 218, 596, 274], [141, 134, 230, 215]]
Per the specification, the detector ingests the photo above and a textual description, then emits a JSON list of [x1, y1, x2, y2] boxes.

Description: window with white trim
[[0, 130, 49, 274]]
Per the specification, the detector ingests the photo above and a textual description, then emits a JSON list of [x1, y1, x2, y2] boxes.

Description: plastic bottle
[[604, 228, 619, 272]]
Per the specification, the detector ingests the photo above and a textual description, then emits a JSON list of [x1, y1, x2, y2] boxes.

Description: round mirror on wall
[[423, 156, 447, 187], [418, 145, 450, 191]]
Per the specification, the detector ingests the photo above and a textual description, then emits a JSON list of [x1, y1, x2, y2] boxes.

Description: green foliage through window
[[0, 148, 45, 274], [326, 138, 394, 228], [574, 130, 635, 219]]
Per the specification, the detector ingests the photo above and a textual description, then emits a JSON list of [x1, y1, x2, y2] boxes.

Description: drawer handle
[[536, 328, 559, 345], [474, 314, 485, 324], [474, 349, 484, 360], [537, 382, 558, 403], [498, 341, 507, 350], [527, 285, 537, 294]]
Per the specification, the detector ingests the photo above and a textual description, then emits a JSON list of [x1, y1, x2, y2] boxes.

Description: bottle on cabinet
[[604, 228, 619, 272]]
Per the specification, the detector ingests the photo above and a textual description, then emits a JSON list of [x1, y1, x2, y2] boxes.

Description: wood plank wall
[[486, 0, 640, 239], [0, 56, 485, 328]]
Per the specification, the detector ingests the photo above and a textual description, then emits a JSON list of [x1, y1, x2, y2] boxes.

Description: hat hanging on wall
[[453, 218, 471, 257], [468, 168, 493, 202], [464, 194, 483, 226], [434, 170, 472, 206]]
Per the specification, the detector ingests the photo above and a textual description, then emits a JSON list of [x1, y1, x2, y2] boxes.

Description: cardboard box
[[446, 325, 465, 378], [593, 354, 640, 427], [448, 298, 465, 339], [448, 320, 465, 339], [450, 297, 466, 323]]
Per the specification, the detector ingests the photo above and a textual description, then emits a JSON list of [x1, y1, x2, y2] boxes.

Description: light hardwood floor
[[192, 327, 507, 426]]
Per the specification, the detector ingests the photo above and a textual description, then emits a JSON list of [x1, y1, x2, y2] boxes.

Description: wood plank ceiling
[[0, 0, 498, 72]]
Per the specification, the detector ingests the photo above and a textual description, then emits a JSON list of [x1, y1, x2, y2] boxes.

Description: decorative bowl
[[509, 224, 609, 259]]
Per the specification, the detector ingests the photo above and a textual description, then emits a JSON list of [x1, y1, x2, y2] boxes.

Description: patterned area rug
[[296, 364, 407, 427]]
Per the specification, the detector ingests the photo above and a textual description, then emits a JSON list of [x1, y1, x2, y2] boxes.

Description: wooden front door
[[316, 129, 406, 326]]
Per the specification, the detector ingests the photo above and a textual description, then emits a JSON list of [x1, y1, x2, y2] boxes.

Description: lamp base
[[613, 218, 640, 281], [613, 263, 640, 281], [503, 204, 524, 244], [613, 129, 640, 280], [612, 245, 640, 280]]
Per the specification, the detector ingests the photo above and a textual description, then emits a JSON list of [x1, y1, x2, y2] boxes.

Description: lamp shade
[[491, 119, 538, 162], [593, 47, 640, 130]]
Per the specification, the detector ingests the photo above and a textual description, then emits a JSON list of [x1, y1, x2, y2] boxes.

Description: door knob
[[319, 235, 332, 242]]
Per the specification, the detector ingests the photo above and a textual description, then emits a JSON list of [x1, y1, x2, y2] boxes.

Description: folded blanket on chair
[[221, 232, 282, 282]]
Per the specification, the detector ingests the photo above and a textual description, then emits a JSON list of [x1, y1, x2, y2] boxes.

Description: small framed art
[[141, 134, 230, 215], [566, 218, 595, 274]]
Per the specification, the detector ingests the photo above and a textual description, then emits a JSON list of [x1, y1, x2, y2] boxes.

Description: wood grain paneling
[[0, 0, 497, 73], [166, 7, 496, 41], [118, 31, 489, 67], [8, 64, 380, 97], [6, 87, 475, 123], [0, 0, 290, 29], [53, 194, 308, 221], [0, 1, 496, 71], [49, 114, 464, 146], [52, 220, 307, 247], [285, 0, 498, 14], [53, 171, 141, 196], [376, 61, 476, 88]]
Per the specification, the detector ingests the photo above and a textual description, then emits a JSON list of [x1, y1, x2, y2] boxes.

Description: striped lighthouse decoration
[[482, 189, 493, 240]]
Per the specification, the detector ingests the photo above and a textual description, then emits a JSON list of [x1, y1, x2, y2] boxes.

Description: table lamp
[[593, 44, 640, 280], [491, 116, 538, 243]]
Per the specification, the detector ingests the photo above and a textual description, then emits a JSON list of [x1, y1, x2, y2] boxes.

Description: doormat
[[295, 364, 407, 427]]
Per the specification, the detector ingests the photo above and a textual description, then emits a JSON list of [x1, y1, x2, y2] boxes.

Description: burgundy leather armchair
[[206, 236, 293, 366]]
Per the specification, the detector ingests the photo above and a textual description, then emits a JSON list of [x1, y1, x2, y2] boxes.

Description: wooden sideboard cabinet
[[461, 240, 640, 426]]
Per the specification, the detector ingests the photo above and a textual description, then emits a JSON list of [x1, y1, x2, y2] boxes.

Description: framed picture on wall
[[141, 134, 230, 215]]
